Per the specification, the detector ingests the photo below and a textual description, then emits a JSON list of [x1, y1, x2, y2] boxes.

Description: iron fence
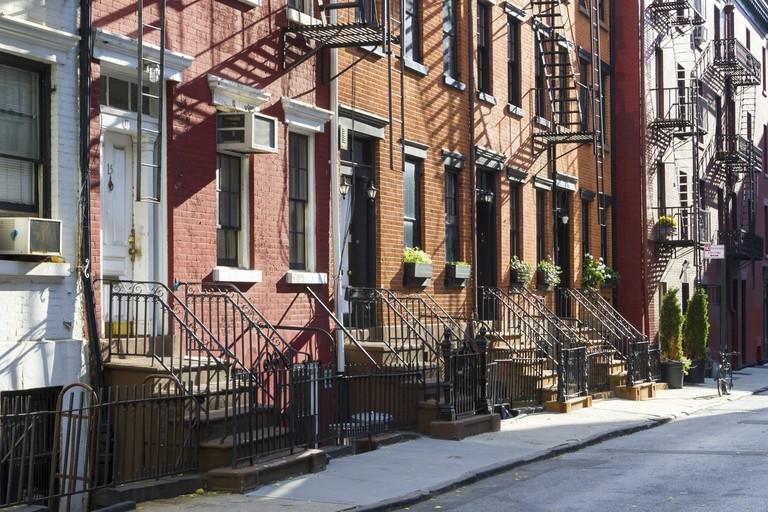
[[586, 350, 614, 394], [559, 346, 587, 401], [487, 358, 544, 408], [628, 341, 652, 386]]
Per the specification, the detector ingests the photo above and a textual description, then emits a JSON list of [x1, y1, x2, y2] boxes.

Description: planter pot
[[404, 262, 433, 286], [536, 269, 557, 292], [446, 264, 471, 280], [684, 359, 706, 384], [603, 278, 618, 289], [661, 360, 684, 389], [510, 269, 530, 288], [656, 225, 675, 241]]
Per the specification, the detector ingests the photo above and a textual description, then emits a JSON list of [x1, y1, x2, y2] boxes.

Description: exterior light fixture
[[366, 181, 378, 201], [144, 63, 161, 83], [340, 175, 352, 199], [561, 215, 570, 225], [477, 189, 494, 204]]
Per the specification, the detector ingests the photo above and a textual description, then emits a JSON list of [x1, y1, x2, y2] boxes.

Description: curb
[[357, 386, 764, 512]]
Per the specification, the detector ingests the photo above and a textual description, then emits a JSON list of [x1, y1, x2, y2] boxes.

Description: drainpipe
[[329, 5, 345, 373], [467, 0, 477, 318], [638, 0, 650, 336], [79, 0, 103, 388]]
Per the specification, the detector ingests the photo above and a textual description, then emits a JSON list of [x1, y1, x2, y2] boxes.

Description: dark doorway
[[476, 170, 497, 318], [555, 190, 571, 316], [346, 137, 376, 289]]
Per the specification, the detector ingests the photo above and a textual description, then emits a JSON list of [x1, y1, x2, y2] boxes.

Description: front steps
[[616, 381, 669, 401], [545, 395, 593, 413], [206, 449, 327, 493]]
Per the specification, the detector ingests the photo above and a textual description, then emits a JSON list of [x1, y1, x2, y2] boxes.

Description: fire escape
[[647, 0, 706, 269], [697, 21, 763, 260], [531, 0, 607, 268]]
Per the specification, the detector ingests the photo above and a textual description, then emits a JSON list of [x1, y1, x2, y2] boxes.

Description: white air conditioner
[[693, 26, 708, 47], [0, 217, 62, 256], [216, 112, 278, 153]]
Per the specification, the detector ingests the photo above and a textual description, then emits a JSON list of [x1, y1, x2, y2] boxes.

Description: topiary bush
[[683, 288, 709, 361], [659, 289, 684, 361]]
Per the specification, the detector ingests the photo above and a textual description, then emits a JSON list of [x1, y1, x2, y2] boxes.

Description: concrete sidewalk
[[138, 368, 768, 512]]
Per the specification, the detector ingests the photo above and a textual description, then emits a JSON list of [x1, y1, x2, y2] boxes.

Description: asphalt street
[[403, 387, 768, 512]]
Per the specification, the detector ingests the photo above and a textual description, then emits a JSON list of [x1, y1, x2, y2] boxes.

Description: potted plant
[[403, 247, 433, 286], [604, 266, 620, 288], [659, 288, 686, 389], [446, 260, 471, 287], [581, 253, 606, 289], [683, 288, 709, 384], [509, 256, 533, 288], [536, 257, 562, 292], [656, 215, 677, 241]]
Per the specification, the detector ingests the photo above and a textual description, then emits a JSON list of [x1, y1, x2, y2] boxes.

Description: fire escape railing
[[647, 0, 705, 28]]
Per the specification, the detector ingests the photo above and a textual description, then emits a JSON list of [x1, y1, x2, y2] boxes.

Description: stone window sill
[[212, 266, 263, 284], [285, 270, 328, 285], [443, 74, 466, 91], [403, 58, 429, 77], [477, 91, 497, 106], [0, 260, 70, 279], [507, 103, 525, 118]]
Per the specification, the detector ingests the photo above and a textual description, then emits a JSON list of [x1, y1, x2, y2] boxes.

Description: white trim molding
[[0, 14, 79, 63], [0, 260, 70, 279], [282, 98, 333, 134], [208, 75, 271, 112], [94, 29, 194, 81], [284, 270, 328, 285], [212, 266, 263, 284]]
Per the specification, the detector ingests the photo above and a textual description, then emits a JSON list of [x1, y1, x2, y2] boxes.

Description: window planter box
[[536, 269, 557, 292], [603, 277, 618, 289], [404, 262, 433, 286], [445, 264, 471, 288], [656, 225, 674, 241], [510, 269, 530, 287]]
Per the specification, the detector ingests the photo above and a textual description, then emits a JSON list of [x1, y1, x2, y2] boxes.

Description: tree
[[683, 288, 710, 361], [659, 289, 683, 361]]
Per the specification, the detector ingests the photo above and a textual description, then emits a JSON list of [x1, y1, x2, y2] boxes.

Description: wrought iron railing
[[719, 229, 765, 260], [650, 206, 709, 245], [559, 346, 588, 401], [487, 358, 545, 407], [556, 288, 632, 358], [716, 134, 763, 167], [586, 349, 614, 394], [649, 87, 696, 129], [439, 331, 489, 420], [712, 38, 761, 84]]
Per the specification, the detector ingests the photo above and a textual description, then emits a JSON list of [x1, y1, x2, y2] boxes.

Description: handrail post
[[557, 345, 565, 402], [475, 327, 490, 414], [438, 330, 455, 421]]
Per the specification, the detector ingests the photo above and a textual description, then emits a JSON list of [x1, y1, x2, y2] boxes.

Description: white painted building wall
[[0, 0, 87, 390]]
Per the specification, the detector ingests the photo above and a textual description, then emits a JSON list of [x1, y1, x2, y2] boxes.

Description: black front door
[[347, 137, 376, 289], [477, 170, 497, 318], [555, 190, 571, 316]]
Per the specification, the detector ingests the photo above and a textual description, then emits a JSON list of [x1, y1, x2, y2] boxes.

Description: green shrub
[[403, 247, 432, 264], [683, 288, 709, 360], [659, 289, 684, 361]]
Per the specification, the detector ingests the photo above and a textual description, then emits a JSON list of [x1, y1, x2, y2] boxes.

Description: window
[[0, 59, 47, 215], [99, 75, 159, 117], [404, 0, 422, 63], [599, 0, 605, 21], [507, 16, 521, 107], [536, 189, 547, 262], [404, 159, 422, 248], [600, 204, 608, 262], [477, 2, 492, 94], [288, 0, 309, 12], [579, 56, 591, 131], [535, 33, 546, 118], [443, 0, 460, 80], [746, 28, 751, 50], [657, 162, 666, 212], [764, 123, 768, 175], [682, 282, 690, 314], [582, 200, 590, 255], [601, 67, 609, 129], [217, 154, 242, 267], [445, 170, 460, 262], [510, 184, 521, 258], [763, 46, 767, 93], [289, 133, 310, 270]]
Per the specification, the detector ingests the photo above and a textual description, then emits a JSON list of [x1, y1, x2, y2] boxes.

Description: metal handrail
[[560, 288, 633, 358]]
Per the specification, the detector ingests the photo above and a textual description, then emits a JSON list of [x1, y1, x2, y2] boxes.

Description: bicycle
[[714, 351, 739, 396]]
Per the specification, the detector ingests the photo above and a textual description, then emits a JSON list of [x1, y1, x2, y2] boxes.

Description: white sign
[[704, 244, 725, 260]]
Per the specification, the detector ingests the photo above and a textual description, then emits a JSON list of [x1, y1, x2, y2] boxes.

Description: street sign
[[704, 244, 725, 260]]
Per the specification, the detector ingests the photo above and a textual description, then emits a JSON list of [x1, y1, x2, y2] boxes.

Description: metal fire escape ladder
[[532, 0, 591, 143], [136, 0, 165, 203], [588, 0, 606, 228]]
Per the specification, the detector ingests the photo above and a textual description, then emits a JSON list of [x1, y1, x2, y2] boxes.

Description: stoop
[[206, 449, 327, 493], [544, 395, 592, 413], [429, 413, 501, 441]]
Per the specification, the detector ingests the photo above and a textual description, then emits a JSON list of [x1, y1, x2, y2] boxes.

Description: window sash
[[579, 58, 591, 131], [536, 190, 546, 262], [582, 200, 590, 255], [404, 159, 421, 249], [507, 17, 521, 106], [477, 2, 491, 93], [443, 0, 459, 79], [445, 171, 459, 262], [216, 154, 242, 267], [289, 133, 310, 270], [510, 185, 520, 258], [404, 0, 422, 62]]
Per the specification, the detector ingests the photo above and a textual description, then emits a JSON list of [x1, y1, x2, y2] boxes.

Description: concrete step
[[206, 449, 327, 493], [544, 395, 593, 413], [199, 427, 291, 472], [92, 474, 203, 508], [615, 381, 660, 401]]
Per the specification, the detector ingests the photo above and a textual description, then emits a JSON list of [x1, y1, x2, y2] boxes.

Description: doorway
[[555, 189, 571, 316], [476, 170, 497, 318]]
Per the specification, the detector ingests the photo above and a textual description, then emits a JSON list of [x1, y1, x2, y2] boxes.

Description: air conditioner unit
[[693, 26, 708, 47], [0, 217, 62, 256], [216, 112, 278, 153]]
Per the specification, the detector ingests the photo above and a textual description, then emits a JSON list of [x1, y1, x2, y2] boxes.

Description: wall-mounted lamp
[[366, 181, 378, 201], [477, 189, 494, 204], [561, 215, 570, 225], [339, 175, 352, 199], [144, 63, 161, 84]]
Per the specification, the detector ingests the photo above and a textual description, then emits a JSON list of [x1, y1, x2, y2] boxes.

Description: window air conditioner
[[693, 26, 708, 47], [216, 112, 278, 153], [0, 217, 62, 256]]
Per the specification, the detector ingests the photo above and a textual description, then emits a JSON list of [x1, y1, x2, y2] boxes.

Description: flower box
[[536, 269, 556, 292], [446, 264, 471, 280], [404, 262, 433, 286]]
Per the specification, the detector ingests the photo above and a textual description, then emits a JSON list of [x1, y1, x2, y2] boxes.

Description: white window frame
[[215, 149, 250, 270], [288, 129, 317, 272]]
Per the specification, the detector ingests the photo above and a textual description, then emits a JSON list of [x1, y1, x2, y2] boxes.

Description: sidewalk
[[139, 368, 768, 511]]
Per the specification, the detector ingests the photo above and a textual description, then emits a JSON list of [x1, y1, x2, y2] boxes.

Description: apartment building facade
[[88, 0, 334, 364], [0, 0, 86, 390], [615, 0, 768, 365]]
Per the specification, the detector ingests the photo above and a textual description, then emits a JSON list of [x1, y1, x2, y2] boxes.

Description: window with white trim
[[404, 158, 422, 249], [443, 0, 460, 80], [0, 57, 47, 215], [404, 0, 423, 63], [99, 74, 159, 117], [289, 132, 312, 270], [217, 153, 244, 267]]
